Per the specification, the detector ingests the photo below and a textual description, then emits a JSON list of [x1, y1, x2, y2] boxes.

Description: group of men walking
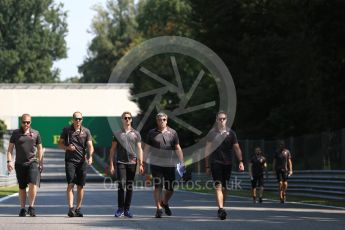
[[6, 111, 292, 220], [7, 112, 94, 217], [249, 144, 293, 204]]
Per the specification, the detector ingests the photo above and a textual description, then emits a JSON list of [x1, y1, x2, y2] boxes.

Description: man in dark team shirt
[[58, 111, 94, 217], [144, 112, 184, 218], [109, 111, 144, 218], [205, 111, 244, 220], [249, 147, 267, 203], [273, 141, 293, 203], [7, 114, 44, 217]]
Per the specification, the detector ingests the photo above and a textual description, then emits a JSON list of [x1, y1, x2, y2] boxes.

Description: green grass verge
[[0, 185, 18, 198], [180, 187, 345, 208]]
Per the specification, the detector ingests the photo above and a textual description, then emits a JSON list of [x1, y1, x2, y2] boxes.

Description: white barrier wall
[[0, 84, 140, 129]]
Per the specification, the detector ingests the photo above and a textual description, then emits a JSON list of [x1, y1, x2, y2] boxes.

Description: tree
[[0, 119, 6, 136], [79, 0, 138, 83], [189, 0, 345, 138], [62, 76, 81, 83], [79, 0, 195, 83], [0, 0, 67, 83], [131, 0, 217, 144], [0, 119, 6, 149], [137, 0, 193, 38], [80, 0, 345, 139]]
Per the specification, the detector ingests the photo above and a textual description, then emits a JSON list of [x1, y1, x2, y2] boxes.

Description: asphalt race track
[[1, 149, 344, 230]]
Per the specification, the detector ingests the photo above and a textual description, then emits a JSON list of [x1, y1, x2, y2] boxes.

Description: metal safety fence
[[192, 171, 345, 201]]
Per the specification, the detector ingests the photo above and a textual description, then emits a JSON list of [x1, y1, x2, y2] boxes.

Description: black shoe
[[28, 207, 36, 217], [161, 202, 172, 216], [253, 197, 257, 204], [19, 208, 26, 217], [68, 208, 76, 217], [75, 208, 83, 217], [280, 198, 284, 204], [155, 209, 163, 218], [124, 209, 133, 218], [259, 197, 263, 203], [217, 208, 227, 220]]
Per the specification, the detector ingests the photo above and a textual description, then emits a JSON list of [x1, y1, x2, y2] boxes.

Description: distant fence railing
[[192, 170, 345, 201], [188, 129, 345, 173], [0, 174, 17, 187], [238, 129, 345, 170]]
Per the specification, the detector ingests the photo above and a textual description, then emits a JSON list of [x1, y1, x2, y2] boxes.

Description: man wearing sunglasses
[[144, 112, 184, 218], [109, 111, 144, 218], [7, 114, 44, 217], [58, 111, 94, 217], [205, 111, 244, 220]]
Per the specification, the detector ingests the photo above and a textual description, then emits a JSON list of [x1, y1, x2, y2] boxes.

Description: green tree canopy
[[79, 0, 138, 83], [0, 0, 67, 83], [190, 0, 345, 138], [0, 119, 6, 133], [137, 0, 193, 37], [80, 0, 345, 140]]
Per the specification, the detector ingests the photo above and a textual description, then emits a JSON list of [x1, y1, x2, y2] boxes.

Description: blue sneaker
[[124, 209, 133, 218], [115, 208, 124, 217]]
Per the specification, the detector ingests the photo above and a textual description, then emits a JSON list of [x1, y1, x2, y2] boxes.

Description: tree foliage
[[137, 0, 193, 37], [0, 0, 67, 83], [79, 0, 138, 83], [0, 119, 6, 133], [0, 119, 6, 149], [189, 0, 345, 138], [81, 0, 345, 139]]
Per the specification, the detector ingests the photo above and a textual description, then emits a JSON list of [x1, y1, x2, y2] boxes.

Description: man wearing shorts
[[249, 147, 267, 203], [144, 112, 184, 218], [205, 111, 244, 220], [7, 114, 44, 217], [58, 111, 94, 217], [273, 141, 293, 203], [109, 111, 144, 218]]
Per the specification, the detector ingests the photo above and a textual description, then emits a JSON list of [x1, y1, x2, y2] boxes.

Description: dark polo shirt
[[251, 154, 266, 176], [207, 127, 238, 165], [112, 128, 141, 164], [10, 128, 42, 165], [60, 125, 92, 163], [146, 127, 179, 166], [274, 148, 291, 171]]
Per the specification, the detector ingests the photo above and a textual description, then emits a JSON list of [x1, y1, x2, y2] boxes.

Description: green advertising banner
[[24, 117, 122, 148]]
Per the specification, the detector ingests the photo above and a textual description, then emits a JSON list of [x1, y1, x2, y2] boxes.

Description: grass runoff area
[[181, 187, 345, 208], [0, 185, 18, 198]]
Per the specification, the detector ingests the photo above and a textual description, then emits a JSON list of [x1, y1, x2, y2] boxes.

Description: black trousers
[[116, 163, 137, 210]]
